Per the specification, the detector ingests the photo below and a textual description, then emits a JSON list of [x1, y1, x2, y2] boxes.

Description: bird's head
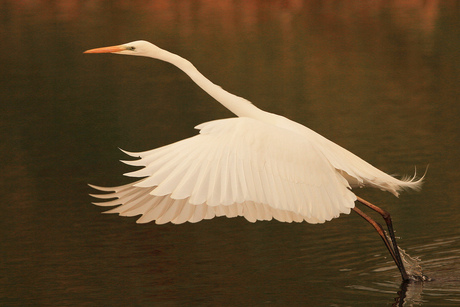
[[84, 40, 164, 58]]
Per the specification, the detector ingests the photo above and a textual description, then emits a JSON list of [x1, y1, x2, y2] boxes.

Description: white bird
[[85, 40, 424, 281]]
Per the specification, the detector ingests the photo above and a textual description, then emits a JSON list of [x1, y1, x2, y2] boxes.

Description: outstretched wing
[[90, 117, 356, 224]]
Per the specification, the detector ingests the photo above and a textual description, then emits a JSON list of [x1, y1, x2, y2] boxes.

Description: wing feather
[[136, 197, 171, 224], [275, 117, 424, 196], [171, 201, 195, 224], [91, 117, 383, 224]]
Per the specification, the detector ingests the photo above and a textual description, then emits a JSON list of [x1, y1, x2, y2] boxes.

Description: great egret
[[85, 40, 424, 281]]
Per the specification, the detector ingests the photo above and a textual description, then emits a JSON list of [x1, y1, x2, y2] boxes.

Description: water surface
[[1, 1, 459, 306]]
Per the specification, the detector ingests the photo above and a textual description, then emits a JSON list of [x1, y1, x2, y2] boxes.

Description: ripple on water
[[348, 235, 460, 305]]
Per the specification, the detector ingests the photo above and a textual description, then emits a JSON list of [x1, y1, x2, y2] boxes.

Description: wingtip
[[120, 159, 142, 166], [88, 184, 117, 192], [119, 148, 141, 157], [92, 201, 112, 207]]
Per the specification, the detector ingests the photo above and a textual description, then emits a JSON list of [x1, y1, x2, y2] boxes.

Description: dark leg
[[355, 196, 409, 281], [352, 207, 408, 280]]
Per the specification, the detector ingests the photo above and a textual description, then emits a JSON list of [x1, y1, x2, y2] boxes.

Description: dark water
[[1, 1, 459, 306]]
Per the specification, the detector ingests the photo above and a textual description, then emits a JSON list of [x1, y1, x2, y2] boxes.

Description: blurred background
[[1, 0, 459, 305]]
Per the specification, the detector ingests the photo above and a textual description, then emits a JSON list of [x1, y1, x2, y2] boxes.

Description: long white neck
[[153, 49, 268, 120]]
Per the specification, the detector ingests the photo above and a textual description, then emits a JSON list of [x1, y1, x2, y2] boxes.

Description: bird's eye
[[127, 46, 136, 51]]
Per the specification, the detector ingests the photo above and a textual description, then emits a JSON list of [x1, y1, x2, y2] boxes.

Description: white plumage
[[86, 41, 423, 226]]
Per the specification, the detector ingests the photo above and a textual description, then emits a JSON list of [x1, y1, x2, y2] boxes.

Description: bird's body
[[86, 40, 421, 225], [85, 40, 424, 280]]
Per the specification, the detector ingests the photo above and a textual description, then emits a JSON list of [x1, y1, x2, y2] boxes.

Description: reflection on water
[[412, 236, 460, 303], [1, 0, 459, 306], [349, 236, 460, 305]]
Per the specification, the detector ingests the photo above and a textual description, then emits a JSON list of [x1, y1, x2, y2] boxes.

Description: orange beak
[[84, 45, 126, 54]]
